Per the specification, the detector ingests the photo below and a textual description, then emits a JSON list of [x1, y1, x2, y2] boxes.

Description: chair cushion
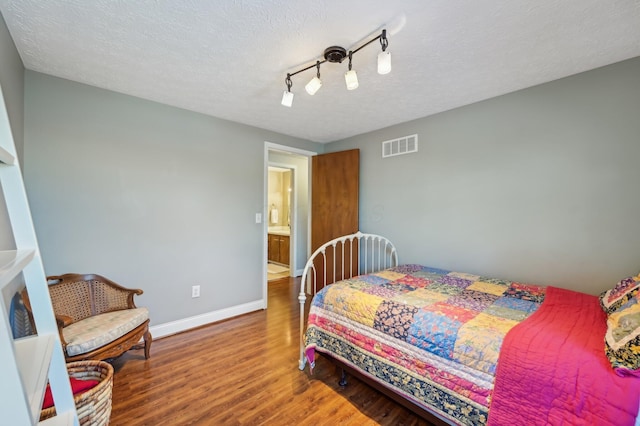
[[63, 307, 149, 356]]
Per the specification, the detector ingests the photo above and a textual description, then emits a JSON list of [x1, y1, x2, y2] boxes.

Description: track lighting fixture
[[281, 29, 390, 107]]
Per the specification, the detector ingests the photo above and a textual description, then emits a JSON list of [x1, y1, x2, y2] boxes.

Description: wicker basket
[[40, 360, 114, 426]]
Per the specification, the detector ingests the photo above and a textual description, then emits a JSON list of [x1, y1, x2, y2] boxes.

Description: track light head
[[305, 77, 322, 95], [305, 62, 322, 95], [345, 51, 359, 90], [281, 90, 294, 107], [281, 74, 294, 107], [378, 51, 391, 75], [378, 29, 391, 74], [345, 70, 358, 90]]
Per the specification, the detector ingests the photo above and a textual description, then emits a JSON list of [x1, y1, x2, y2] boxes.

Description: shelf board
[[15, 334, 55, 421], [0, 145, 16, 165], [0, 249, 35, 289], [39, 410, 75, 426]]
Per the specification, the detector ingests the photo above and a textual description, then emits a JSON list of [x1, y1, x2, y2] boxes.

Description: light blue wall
[[0, 11, 23, 163], [0, 11, 24, 306], [23, 71, 322, 325], [327, 57, 640, 295]]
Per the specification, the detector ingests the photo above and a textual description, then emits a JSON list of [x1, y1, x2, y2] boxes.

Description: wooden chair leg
[[143, 330, 152, 359]]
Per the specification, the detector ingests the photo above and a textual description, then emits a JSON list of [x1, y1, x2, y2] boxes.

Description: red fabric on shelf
[[42, 377, 99, 409]]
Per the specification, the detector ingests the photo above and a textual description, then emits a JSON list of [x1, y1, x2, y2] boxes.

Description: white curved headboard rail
[[298, 231, 398, 370]]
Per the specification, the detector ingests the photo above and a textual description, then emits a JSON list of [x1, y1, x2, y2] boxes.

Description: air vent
[[382, 134, 418, 158]]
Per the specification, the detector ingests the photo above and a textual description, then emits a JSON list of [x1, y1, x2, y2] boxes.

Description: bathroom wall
[[267, 168, 291, 227]]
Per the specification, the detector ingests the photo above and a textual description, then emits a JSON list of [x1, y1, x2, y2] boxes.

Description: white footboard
[[298, 231, 398, 370]]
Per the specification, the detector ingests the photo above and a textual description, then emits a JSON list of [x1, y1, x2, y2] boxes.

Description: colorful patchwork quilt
[[304, 264, 546, 426]]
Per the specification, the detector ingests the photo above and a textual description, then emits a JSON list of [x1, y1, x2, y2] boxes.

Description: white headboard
[[298, 231, 398, 370]]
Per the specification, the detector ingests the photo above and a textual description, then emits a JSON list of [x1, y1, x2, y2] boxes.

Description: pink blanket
[[488, 286, 640, 425]]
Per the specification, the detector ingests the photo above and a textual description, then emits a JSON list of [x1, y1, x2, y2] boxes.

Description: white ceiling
[[1, 1, 639, 143]]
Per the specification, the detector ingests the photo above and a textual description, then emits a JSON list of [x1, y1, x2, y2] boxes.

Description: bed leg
[[339, 369, 348, 387]]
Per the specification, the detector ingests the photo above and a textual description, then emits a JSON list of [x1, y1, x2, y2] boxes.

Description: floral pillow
[[599, 274, 640, 314], [604, 295, 640, 376]]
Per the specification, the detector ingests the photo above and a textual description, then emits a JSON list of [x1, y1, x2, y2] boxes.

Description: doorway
[[263, 142, 316, 307]]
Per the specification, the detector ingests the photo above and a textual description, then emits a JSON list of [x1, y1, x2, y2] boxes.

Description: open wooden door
[[311, 149, 359, 289]]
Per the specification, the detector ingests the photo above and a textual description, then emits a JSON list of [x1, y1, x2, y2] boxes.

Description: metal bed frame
[[298, 231, 398, 371], [296, 231, 458, 425]]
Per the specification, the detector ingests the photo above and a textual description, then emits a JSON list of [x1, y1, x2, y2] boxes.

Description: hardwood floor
[[110, 277, 431, 425], [267, 271, 289, 281]]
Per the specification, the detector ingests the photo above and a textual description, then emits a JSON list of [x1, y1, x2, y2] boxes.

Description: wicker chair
[[22, 273, 152, 362]]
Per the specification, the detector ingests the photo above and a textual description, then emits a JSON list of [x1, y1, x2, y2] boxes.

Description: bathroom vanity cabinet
[[268, 233, 290, 265]]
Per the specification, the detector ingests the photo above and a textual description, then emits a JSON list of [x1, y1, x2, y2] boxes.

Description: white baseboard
[[149, 299, 265, 339], [294, 268, 303, 277]]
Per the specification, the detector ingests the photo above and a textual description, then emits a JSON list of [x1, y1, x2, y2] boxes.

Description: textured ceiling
[[1, 1, 639, 143]]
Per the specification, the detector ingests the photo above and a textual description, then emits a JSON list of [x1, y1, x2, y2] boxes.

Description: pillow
[[599, 274, 640, 314], [604, 295, 640, 376]]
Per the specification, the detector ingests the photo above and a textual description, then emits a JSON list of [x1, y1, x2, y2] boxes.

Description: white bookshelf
[[15, 335, 56, 419], [0, 249, 35, 287], [0, 144, 15, 165], [40, 411, 75, 426]]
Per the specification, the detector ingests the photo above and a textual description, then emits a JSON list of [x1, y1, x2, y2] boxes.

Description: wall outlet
[[191, 285, 200, 298]]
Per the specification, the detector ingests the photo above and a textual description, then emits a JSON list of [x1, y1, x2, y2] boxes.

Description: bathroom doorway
[[267, 166, 292, 281], [263, 143, 316, 306]]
